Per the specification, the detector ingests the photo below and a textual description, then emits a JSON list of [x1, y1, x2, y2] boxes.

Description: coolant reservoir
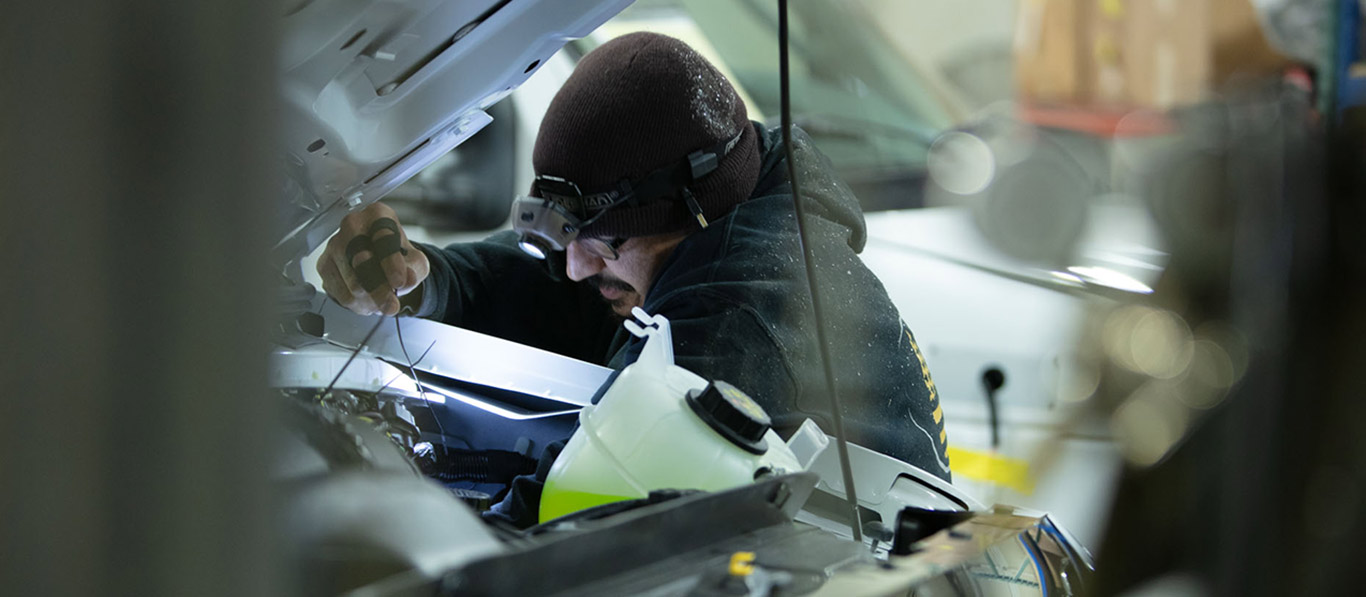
[[539, 308, 801, 522]]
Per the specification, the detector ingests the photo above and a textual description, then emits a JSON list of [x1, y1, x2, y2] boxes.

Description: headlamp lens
[[518, 237, 550, 260], [512, 175, 633, 261], [511, 196, 580, 260]]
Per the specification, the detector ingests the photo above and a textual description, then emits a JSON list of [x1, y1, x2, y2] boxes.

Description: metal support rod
[[778, 0, 862, 542]]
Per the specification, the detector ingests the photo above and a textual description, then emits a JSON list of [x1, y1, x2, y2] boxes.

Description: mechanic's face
[[564, 232, 688, 317]]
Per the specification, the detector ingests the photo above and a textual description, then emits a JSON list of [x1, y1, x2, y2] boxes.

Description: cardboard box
[[1015, 0, 1291, 114]]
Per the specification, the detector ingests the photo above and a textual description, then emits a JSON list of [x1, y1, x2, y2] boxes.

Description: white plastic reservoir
[[539, 308, 801, 522]]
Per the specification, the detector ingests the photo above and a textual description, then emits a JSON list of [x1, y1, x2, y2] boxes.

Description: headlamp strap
[[687, 128, 743, 180], [549, 190, 621, 215], [539, 127, 744, 221], [675, 129, 740, 229]]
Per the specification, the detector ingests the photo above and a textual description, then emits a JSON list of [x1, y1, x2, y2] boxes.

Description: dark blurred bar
[[0, 0, 281, 594], [1093, 73, 1366, 597]]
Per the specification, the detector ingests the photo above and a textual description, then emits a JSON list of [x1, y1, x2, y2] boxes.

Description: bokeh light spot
[[928, 131, 996, 195]]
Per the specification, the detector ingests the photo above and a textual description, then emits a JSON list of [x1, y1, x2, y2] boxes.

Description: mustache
[[585, 274, 635, 294]]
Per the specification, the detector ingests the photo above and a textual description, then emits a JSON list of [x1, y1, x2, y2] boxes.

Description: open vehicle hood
[[274, 0, 632, 268]]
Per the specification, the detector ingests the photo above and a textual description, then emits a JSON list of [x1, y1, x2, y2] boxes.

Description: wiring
[[394, 315, 452, 448], [321, 315, 387, 398]]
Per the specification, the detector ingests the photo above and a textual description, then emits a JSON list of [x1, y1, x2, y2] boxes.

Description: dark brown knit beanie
[[532, 32, 760, 239]]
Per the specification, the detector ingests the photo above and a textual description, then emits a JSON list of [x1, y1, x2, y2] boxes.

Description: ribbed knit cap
[[532, 32, 760, 239]]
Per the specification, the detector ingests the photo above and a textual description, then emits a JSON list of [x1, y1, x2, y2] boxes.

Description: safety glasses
[[576, 236, 627, 261]]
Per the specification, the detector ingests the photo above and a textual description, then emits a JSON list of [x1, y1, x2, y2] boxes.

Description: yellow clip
[[728, 552, 756, 577]]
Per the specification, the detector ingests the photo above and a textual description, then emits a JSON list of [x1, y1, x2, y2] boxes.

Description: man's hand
[[317, 202, 430, 316]]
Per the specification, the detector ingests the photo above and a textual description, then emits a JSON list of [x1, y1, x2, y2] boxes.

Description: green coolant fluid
[[538, 479, 634, 522]]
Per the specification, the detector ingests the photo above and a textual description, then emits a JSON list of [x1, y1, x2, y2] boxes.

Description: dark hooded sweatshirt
[[414, 124, 952, 524]]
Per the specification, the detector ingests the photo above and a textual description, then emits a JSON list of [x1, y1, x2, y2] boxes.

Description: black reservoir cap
[[685, 380, 770, 454]]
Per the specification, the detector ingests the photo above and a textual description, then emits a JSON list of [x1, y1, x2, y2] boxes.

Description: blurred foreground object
[[1, 0, 279, 594], [1086, 73, 1366, 594]]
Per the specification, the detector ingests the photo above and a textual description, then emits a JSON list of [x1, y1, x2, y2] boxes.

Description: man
[[319, 33, 952, 514]]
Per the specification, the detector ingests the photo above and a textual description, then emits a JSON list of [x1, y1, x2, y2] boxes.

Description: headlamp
[[511, 174, 623, 260], [510, 194, 584, 257], [512, 129, 744, 260]]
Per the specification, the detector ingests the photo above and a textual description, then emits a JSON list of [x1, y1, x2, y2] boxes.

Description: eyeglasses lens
[[581, 237, 622, 260]]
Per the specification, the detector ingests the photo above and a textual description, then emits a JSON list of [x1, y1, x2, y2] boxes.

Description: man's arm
[[317, 202, 620, 363], [413, 231, 620, 363]]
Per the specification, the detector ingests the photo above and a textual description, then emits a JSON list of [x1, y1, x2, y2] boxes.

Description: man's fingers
[[393, 245, 430, 296], [383, 252, 408, 292], [353, 255, 391, 293], [367, 285, 398, 316], [350, 248, 399, 315], [318, 202, 414, 316], [400, 267, 420, 296], [316, 259, 355, 306], [370, 229, 409, 291], [379, 292, 401, 316], [333, 249, 378, 314], [322, 276, 363, 313]]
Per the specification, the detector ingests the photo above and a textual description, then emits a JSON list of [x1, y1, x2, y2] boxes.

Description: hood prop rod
[[778, 0, 862, 542]]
